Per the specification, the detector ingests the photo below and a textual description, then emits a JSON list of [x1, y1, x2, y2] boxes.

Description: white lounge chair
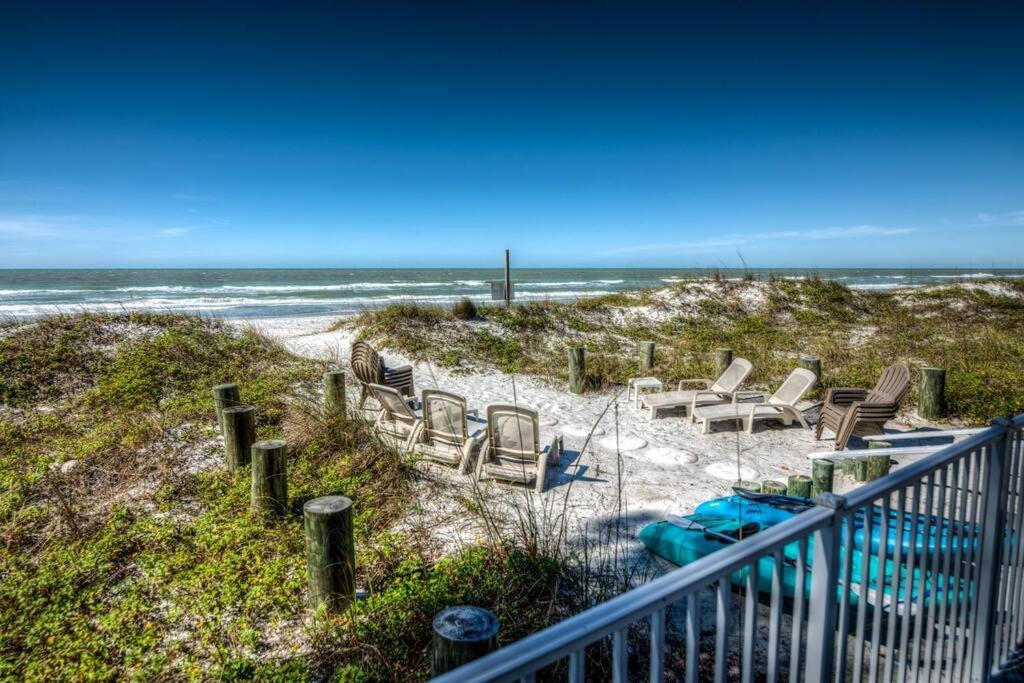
[[640, 358, 754, 419], [476, 404, 561, 493], [412, 389, 486, 474], [368, 383, 422, 451], [691, 367, 817, 434]]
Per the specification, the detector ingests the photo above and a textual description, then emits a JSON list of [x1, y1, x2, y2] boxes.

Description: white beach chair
[[476, 404, 561, 494], [412, 389, 486, 474], [691, 367, 817, 434], [368, 383, 422, 451], [640, 358, 754, 418]]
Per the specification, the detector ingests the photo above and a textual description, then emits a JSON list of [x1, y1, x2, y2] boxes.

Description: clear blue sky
[[1, 1, 1022, 268]]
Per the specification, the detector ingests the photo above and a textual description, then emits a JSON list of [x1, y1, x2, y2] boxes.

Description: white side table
[[627, 377, 663, 408]]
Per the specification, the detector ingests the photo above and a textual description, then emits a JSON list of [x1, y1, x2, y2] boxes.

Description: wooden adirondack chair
[[815, 363, 911, 450], [350, 340, 414, 409]]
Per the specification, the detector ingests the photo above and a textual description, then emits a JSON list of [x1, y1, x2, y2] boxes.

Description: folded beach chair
[[412, 389, 486, 474], [815, 363, 911, 450], [692, 367, 817, 434], [351, 340, 415, 409], [368, 383, 422, 451], [475, 404, 561, 493], [640, 358, 754, 419]]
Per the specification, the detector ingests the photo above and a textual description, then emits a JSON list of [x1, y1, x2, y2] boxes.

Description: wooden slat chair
[[368, 383, 422, 451], [412, 389, 485, 474], [476, 404, 561, 494], [350, 340, 414, 409], [815, 363, 912, 450]]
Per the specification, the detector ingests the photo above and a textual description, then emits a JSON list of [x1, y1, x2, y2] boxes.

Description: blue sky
[[1, 1, 1022, 269]]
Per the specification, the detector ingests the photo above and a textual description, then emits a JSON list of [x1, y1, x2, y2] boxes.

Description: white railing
[[433, 414, 1024, 682]]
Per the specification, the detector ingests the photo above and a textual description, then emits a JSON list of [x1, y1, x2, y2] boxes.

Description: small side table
[[627, 377, 663, 408]]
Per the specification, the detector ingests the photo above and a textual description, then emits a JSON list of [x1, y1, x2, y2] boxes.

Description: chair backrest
[[768, 368, 817, 406], [369, 383, 417, 424], [351, 341, 384, 385], [867, 363, 911, 405], [710, 357, 754, 393], [422, 389, 468, 444], [486, 404, 540, 459]]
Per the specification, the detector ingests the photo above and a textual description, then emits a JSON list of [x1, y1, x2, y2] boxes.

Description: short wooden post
[[865, 440, 892, 481], [323, 371, 346, 415], [431, 606, 500, 676], [568, 346, 586, 394], [304, 496, 355, 612], [732, 480, 760, 492], [251, 440, 288, 516], [213, 383, 240, 435], [811, 459, 834, 496], [919, 367, 946, 420], [787, 474, 812, 498], [715, 348, 733, 377], [761, 480, 787, 495], [639, 341, 655, 373], [799, 355, 822, 381], [222, 405, 255, 471]]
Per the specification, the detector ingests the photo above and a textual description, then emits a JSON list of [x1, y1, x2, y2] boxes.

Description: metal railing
[[433, 414, 1024, 682]]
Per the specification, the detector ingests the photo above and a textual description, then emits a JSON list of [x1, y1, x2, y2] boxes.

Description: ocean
[[1, 268, 1021, 320]]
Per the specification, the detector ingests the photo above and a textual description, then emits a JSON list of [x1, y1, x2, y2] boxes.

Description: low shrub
[[451, 297, 477, 320]]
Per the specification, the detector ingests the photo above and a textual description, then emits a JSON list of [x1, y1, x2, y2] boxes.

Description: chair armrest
[[825, 387, 868, 406], [677, 379, 713, 390], [733, 391, 768, 403], [694, 390, 734, 401]]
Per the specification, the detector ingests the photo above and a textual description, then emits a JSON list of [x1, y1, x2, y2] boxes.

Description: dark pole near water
[[504, 249, 511, 307]]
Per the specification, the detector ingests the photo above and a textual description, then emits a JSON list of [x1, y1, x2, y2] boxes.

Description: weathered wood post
[[732, 480, 760, 492], [323, 371, 346, 416], [715, 348, 733, 377], [761, 480, 787, 495], [222, 405, 255, 471], [811, 459, 835, 496], [865, 440, 892, 481], [213, 383, 240, 435], [431, 606, 500, 676], [640, 341, 655, 373], [303, 496, 355, 612], [504, 249, 511, 308], [919, 367, 946, 420], [251, 440, 288, 516], [568, 346, 586, 394], [787, 474, 812, 498], [799, 355, 822, 382]]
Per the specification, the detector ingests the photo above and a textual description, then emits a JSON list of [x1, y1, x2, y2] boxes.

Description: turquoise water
[[1, 268, 1021, 319]]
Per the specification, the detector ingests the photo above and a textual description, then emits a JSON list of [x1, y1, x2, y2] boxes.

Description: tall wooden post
[[323, 371, 346, 416], [222, 405, 255, 471], [504, 249, 511, 308], [304, 496, 356, 612], [432, 606, 500, 676], [213, 383, 240, 436], [715, 348, 733, 377], [919, 367, 946, 420], [640, 341, 655, 373], [799, 355, 822, 382], [251, 440, 288, 516], [568, 346, 586, 394]]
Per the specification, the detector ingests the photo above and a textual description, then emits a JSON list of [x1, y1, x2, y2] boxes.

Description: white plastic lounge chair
[[640, 358, 754, 419], [691, 367, 817, 434], [368, 383, 422, 451], [412, 389, 486, 474], [476, 404, 561, 493]]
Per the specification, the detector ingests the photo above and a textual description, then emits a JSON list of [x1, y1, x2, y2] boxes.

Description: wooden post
[[323, 371, 346, 416], [222, 405, 255, 471], [251, 440, 288, 516], [799, 355, 822, 382], [568, 346, 586, 394], [303, 496, 355, 612], [213, 383, 240, 435], [761, 480, 787, 495], [811, 459, 834, 496], [732, 480, 760, 492], [865, 440, 892, 481], [715, 348, 733, 377], [919, 367, 946, 420], [431, 606, 500, 676], [787, 474, 812, 498], [504, 249, 511, 308], [639, 341, 655, 373]]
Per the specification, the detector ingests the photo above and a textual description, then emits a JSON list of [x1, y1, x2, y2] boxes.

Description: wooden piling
[[568, 347, 586, 394], [761, 480, 787, 495], [303, 496, 356, 612], [323, 371, 346, 416], [732, 480, 760, 492], [715, 348, 733, 377], [787, 474, 812, 498], [640, 341, 655, 373], [222, 404, 255, 471], [799, 355, 822, 382], [251, 440, 288, 516], [213, 383, 240, 435], [919, 367, 946, 420], [431, 606, 500, 676], [811, 459, 834, 496], [865, 440, 892, 481]]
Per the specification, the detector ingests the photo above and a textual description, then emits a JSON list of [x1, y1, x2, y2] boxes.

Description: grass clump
[[451, 297, 478, 320]]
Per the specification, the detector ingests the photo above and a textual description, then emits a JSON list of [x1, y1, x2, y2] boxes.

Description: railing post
[[970, 418, 1012, 680], [804, 492, 846, 683]]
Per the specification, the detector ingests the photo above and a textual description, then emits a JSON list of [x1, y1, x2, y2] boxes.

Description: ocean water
[[1, 268, 1021, 320]]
